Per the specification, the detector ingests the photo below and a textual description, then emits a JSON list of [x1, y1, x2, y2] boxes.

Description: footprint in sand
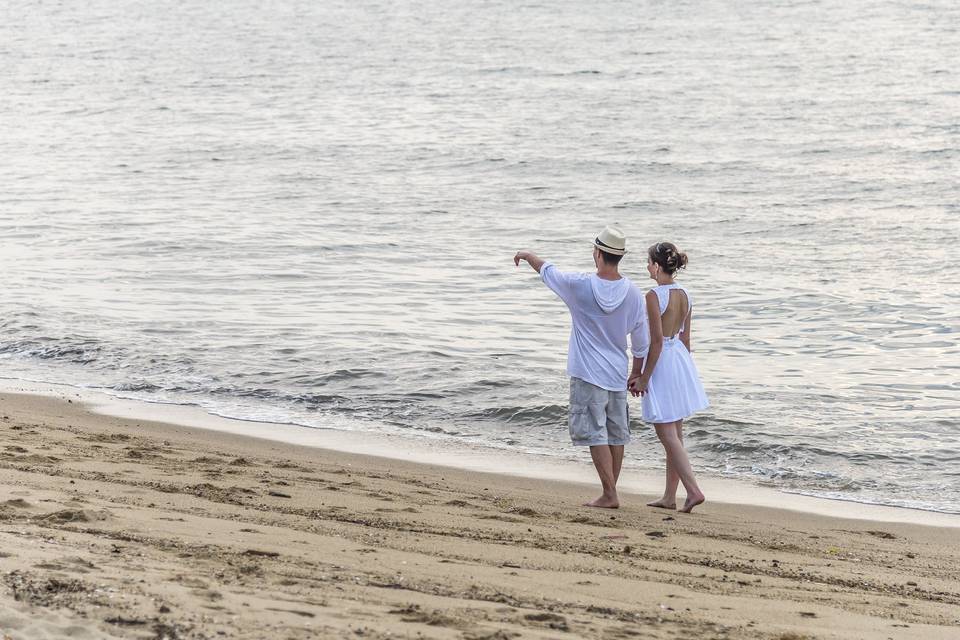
[[865, 530, 897, 540], [464, 631, 521, 640], [8, 453, 60, 464], [88, 433, 131, 443], [567, 515, 618, 528], [523, 612, 569, 632], [477, 514, 522, 523], [389, 605, 464, 629], [35, 509, 112, 524], [265, 607, 315, 618], [176, 576, 209, 589], [274, 461, 305, 470], [125, 448, 159, 459], [33, 557, 96, 574]]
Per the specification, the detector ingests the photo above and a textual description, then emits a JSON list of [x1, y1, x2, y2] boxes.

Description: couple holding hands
[[514, 226, 708, 513]]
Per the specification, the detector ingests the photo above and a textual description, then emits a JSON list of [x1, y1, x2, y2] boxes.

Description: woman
[[629, 242, 709, 513]]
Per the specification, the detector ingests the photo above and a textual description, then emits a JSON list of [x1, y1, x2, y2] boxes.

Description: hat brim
[[591, 240, 627, 256]]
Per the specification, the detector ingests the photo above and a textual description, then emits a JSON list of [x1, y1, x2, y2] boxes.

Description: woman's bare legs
[[647, 421, 682, 509], [652, 421, 705, 513]]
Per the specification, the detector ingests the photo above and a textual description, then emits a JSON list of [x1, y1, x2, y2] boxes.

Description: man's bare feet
[[584, 495, 619, 509], [646, 499, 677, 510], [679, 492, 705, 513]]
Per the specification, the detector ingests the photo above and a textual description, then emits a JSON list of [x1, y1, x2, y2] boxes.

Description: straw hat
[[592, 226, 627, 255]]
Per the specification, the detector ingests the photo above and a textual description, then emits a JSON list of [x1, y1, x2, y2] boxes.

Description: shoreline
[[1, 390, 959, 638], [2, 377, 958, 528]]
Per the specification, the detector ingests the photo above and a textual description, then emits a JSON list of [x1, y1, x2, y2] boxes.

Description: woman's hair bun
[[648, 242, 688, 275]]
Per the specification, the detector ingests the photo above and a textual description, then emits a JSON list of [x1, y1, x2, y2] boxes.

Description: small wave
[[317, 368, 388, 384], [549, 69, 603, 76], [464, 379, 514, 390], [476, 65, 539, 75], [466, 404, 567, 424], [0, 338, 110, 365], [111, 382, 162, 393]]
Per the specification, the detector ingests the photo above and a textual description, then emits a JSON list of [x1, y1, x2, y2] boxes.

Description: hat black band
[[595, 237, 623, 252]]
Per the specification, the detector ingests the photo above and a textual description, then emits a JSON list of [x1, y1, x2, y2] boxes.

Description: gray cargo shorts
[[568, 377, 630, 447]]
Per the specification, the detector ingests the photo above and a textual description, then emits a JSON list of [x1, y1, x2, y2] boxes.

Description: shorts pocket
[[569, 401, 606, 445]]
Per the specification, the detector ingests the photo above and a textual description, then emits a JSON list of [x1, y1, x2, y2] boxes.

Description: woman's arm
[[632, 291, 663, 395]]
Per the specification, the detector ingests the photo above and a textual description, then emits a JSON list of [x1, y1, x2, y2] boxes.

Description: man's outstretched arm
[[514, 250, 546, 273]]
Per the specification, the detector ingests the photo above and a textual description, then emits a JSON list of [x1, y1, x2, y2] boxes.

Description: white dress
[[641, 284, 709, 423]]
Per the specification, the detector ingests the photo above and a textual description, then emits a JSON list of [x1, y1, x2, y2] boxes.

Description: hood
[[590, 275, 630, 314]]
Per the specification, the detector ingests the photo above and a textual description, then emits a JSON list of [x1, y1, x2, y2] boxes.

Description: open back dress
[[641, 283, 709, 424]]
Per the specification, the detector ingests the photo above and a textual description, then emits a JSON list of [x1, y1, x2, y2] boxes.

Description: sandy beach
[[0, 391, 958, 639]]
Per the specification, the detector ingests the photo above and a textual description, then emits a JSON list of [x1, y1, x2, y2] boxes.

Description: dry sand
[[0, 391, 957, 639]]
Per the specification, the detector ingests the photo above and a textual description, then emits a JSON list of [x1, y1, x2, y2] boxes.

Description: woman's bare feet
[[646, 498, 677, 510], [584, 494, 619, 509], [679, 492, 705, 513]]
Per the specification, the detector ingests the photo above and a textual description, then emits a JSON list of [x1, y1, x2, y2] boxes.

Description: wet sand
[[0, 391, 958, 639]]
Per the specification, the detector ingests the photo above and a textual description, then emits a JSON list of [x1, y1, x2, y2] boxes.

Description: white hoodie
[[590, 275, 631, 314], [541, 262, 648, 391]]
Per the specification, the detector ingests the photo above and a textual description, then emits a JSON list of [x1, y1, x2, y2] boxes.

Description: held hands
[[628, 375, 648, 397]]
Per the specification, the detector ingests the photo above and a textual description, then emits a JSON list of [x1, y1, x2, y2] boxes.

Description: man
[[514, 226, 647, 508]]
